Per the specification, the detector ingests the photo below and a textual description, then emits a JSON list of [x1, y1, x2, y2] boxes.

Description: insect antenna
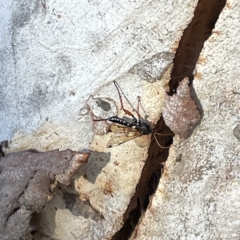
[[153, 132, 174, 149]]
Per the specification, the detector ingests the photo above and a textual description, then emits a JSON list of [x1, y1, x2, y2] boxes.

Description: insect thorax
[[134, 121, 152, 135]]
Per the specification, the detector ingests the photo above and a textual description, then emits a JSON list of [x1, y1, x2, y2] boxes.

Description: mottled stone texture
[[129, 52, 175, 82], [0, 0, 201, 238], [162, 78, 201, 138], [0, 150, 89, 240]]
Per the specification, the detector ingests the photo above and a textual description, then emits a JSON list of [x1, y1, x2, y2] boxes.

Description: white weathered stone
[[0, 0, 203, 239]]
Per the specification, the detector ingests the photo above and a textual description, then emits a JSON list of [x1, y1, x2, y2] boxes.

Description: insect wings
[[107, 123, 143, 148]]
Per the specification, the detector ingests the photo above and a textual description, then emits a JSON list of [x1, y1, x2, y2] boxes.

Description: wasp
[[93, 81, 172, 148]]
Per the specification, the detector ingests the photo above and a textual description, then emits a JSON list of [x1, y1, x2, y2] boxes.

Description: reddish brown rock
[[0, 149, 90, 240], [162, 78, 200, 138]]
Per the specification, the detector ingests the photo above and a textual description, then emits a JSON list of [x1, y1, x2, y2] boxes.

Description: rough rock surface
[[2, 0, 238, 240], [162, 77, 201, 138], [0, 0, 199, 239], [132, 1, 240, 239], [0, 150, 89, 240]]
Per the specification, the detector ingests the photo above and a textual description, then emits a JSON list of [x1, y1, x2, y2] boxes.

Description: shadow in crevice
[[168, 0, 227, 95], [112, 117, 173, 240]]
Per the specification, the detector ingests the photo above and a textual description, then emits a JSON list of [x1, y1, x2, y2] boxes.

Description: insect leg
[[137, 96, 149, 119], [113, 81, 138, 120], [137, 96, 149, 121]]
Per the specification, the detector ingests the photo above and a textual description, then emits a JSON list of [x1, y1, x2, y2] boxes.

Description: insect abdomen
[[108, 116, 132, 127]]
